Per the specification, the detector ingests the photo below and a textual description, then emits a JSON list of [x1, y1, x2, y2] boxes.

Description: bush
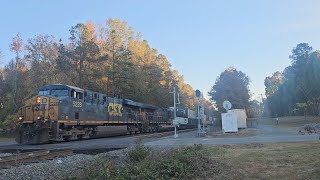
[[0, 115, 17, 132], [75, 144, 225, 180], [113, 144, 223, 180], [127, 140, 151, 163]]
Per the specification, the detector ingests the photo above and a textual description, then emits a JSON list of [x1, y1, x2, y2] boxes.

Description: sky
[[1, 0, 320, 101]]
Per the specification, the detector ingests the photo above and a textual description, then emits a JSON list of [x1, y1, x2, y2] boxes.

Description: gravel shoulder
[[0, 148, 129, 180]]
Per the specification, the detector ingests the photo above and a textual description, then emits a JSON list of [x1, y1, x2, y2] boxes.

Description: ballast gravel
[[0, 153, 12, 157], [0, 148, 129, 180]]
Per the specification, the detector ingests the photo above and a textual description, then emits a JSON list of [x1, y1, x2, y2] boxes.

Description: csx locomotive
[[16, 84, 199, 144]]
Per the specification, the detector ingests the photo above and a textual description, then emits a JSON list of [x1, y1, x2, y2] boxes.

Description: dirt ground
[[210, 141, 320, 180]]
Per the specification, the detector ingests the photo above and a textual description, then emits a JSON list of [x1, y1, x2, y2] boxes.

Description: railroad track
[[0, 149, 73, 168]]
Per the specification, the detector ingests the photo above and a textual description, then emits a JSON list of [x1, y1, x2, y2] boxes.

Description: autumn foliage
[[0, 18, 203, 127]]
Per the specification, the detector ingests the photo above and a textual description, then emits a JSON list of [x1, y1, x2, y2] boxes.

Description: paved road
[[0, 131, 189, 152], [0, 124, 318, 151], [145, 124, 319, 147], [256, 124, 296, 136], [0, 136, 139, 152]]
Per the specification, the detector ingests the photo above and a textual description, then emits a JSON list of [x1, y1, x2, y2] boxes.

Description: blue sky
[[1, 0, 320, 100]]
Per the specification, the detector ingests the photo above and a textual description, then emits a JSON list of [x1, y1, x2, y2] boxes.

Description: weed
[[113, 144, 224, 180], [127, 138, 151, 163]]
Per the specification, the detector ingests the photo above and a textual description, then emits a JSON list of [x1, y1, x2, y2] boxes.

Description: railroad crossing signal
[[195, 90, 201, 98]]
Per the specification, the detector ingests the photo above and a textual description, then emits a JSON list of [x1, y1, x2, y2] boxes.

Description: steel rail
[[0, 149, 73, 168]]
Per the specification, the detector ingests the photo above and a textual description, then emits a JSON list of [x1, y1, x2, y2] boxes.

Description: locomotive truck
[[16, 84, 199, 144]]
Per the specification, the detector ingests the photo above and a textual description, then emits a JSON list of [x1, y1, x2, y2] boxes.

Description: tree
[[69, 23, 100, 89], [0, 18, 204, 127], [24, 34, 59, 94], [0, 49, 5, 111], [264, 71, 283, 97], [289, 43, 313, 68], [264, 43, 320, 117], [248, 100, 263, 118], [208, 67, 250, 112], [9, 33, 24, 112]]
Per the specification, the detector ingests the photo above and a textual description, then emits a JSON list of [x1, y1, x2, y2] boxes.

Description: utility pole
[[173, 86, 176, 120], [198, 98, 201, 136], [170, 86, 178, 138], [202, 92, 205, 132], [173, 86, 177, 138], [195, 90, 201, 136]]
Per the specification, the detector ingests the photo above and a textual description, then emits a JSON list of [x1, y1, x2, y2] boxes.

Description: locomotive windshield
[[51, 90, 69, 96], [38, 90, 50, 95], [38, 89, 69, 96]]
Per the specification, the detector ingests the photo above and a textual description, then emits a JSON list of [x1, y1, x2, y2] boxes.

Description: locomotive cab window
[[38, 90, 50, 95], [71, 89, 76, 98], [50, 89, 69, 97], [76, 92, 83, 100]]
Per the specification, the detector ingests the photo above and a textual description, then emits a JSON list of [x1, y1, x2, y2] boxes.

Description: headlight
[[37, 97, 41, 103]]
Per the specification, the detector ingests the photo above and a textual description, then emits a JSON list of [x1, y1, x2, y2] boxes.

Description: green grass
[[67, 142, 320, 180], [260, 116, 320, 128], [0, 132, 15, 141], [219, 142, 320, 180]]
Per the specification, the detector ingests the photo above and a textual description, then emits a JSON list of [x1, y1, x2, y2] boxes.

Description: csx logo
[[108, 103, 122, 116], [73, 101, 82, 107]]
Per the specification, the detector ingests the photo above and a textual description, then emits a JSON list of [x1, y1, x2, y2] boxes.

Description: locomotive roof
[[39, 84, 84, 92], [40, 84, 159, 109], [123, 99, 159, 109]]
